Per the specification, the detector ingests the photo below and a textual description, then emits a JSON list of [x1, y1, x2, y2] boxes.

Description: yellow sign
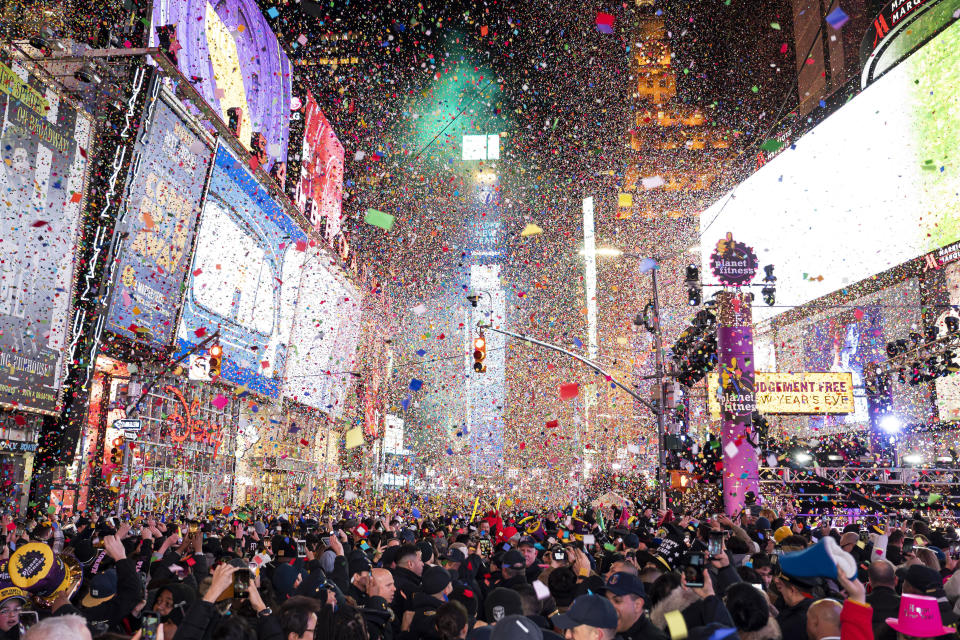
[[707, 372, 855, 419]]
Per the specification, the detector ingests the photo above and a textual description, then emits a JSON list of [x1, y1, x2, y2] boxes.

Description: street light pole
[[649, 265, 668, 511]]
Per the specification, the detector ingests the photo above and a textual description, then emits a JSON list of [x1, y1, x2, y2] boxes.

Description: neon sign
[[163, 385, 226, 456]]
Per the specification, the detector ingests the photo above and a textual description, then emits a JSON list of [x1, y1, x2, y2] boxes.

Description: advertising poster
[[325, 285, 362, 419], [150, 0, 292, 170], [716, 291, 760, 516], [707, 372, 856, 419], [292, 91, 344, 239], [0, 54, 91, 414], [105, 89, 213, 347], [803, 306, 884, 429], [177, 144, 307, 398]]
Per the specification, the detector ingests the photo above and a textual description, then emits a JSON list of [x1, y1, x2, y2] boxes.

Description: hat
[[450, 582, 479, 619], [8, 542, 82, 607], [81, 569, 117, 607], [418, 541, 435, 563], [253, 521, 267, 536], [603, 571, 646, 599], [485, 587, 523, 622], [886, 594, 955, 637], [72, 539, 96, 566], [773, 526, 793, 544], [553, 594, 619, 630], [443, 548, 467, 564], [421, 566, 452, 595], [502, 549, 526, 570], [517, 535, 537, 548], [0, 587, 27, 606], [755, 518, 771, 531], [904, 565, 944, 595], [491, 615, 543, 640], [623, 533, 640, 548], [779, 537, 856, 581]]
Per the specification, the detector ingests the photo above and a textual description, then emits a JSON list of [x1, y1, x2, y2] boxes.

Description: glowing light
[[879, 414, 903, 434]]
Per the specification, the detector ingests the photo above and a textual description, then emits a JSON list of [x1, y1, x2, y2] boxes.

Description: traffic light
[[209, 343, 223, 378], [685, 265, 701, 307], [473, 335, 487, 373], [108, 437, 123, 465]]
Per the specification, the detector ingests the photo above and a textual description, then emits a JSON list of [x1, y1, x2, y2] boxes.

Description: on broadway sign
[[708, 372, 855, 419]]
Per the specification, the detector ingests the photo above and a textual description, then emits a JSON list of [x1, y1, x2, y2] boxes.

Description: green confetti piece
[[771, 22, 781, 30], [364, 208, 395, 231], [751, 85, 760, 93]]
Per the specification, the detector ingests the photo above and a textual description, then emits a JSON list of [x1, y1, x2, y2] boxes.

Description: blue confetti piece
[[573, 337, 583, 348], [416, 349, 427, 357], [401, 395, 411, 411], [825, 6, 849, 29], [266, 6, 279, 18], [409, 378, 423, 391]]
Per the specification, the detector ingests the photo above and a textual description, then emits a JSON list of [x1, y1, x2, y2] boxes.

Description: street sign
[[189, 354, 212, 381], [122, 431, 138, 441], [114, 418, 142, 433]]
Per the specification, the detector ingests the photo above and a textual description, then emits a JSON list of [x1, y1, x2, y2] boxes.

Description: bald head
[[868, 559, 897, 589], [807, 599, 842, 640], [370, 568, 396, 602]]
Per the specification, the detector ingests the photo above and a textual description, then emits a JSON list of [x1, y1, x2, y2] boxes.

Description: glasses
[[0, 607, 22, 616]]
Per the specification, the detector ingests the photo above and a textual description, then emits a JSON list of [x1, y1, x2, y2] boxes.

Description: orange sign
[[164, 385, 226, 456]]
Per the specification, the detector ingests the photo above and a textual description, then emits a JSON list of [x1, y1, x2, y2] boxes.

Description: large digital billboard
[[106, 88, 213, 347], [177, 144, 307, 398], [291, 91, 344, 239], [150, 0, 292, 171], [700, 18, 960, 320], [0, 54, 91, 414], [283, 254, 361, 415]]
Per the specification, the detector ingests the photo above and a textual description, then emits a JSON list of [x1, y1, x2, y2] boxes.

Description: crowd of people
[[1, 501, 959, 640]]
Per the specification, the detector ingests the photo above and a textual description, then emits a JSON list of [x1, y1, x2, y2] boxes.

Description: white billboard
[[699, 18, 960, 320], [283, 250, 360, 414]]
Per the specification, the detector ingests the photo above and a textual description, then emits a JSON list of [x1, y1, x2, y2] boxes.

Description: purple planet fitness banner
[[716, 291, 760, 516], [150, 0, 292, 170]]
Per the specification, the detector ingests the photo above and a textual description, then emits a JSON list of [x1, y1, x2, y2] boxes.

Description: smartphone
[[859, 530, 870, 542], [583, 534, 596, 546], [768, 553, 779, 566], [903, 537, 915, 554], [296, 539, 307, 558], [188, 521, 199, 535], [685, 553, 705, 588], [233, 568, 251, 598], [18, 611, 39, 632], [950, 543, 960, 559], [478, 538, 492, 557], [708, 532, 724, 557], [141, 612, 159, 640]]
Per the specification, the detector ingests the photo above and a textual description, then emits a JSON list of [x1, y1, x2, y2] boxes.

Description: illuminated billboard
[[150, 0, 292, 170], [0, 54, 91, 414], [700, 18, 960, 320], [707, 372, 855, 419], [283, 252, 346, 410], [177, 144, 307, 398], [290, 91, 344, 239], [106, 87, 213, 347]]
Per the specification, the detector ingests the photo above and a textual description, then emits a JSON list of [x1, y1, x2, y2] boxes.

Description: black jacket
[[403, 592, 446, 640], [777, 598, 813, 640], [492, 574, 528, 592], [618, 614, 669, 640], [391, 567, 422, 632], [362, 596, 395, 640], [76, 558, 144, 633], [866, 586, 899, 640]]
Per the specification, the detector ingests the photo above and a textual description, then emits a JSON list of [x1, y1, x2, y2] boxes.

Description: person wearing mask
[[552, 594, 619, 640], [865, 560, 899, 640], [602, 572, 667, 640]]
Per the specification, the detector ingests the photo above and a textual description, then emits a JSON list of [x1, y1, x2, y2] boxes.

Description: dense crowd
[[1, 501, 959, 640]]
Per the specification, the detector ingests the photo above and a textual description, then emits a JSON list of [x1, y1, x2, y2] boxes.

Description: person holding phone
[[0, 587, 28, 640]]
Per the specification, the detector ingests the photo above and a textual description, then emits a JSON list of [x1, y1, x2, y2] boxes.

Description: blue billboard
[[106, 91, 212, 347], [177, 144, 308, 398]]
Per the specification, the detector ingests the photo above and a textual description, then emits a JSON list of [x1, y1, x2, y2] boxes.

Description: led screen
[[177, 144, 307, 398], [0, 54, 91, 414], [293, 91, 344, 239], [150, 0, 292, 170], [106, 90, 212, 347], [700, 18, 960, 319]]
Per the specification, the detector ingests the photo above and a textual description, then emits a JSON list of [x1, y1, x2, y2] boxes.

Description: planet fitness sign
[[709, 232, 759, 287]]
